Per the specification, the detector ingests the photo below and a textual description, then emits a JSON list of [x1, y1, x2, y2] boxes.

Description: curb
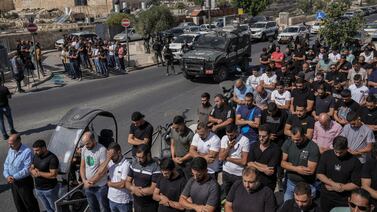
[[31, 71, 54, 87]]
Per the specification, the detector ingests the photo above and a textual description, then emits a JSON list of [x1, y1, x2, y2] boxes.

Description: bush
[[106, 13, 135, 26]]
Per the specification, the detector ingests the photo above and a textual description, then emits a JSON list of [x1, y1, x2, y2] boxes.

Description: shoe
[[10, 129, 18, 134]]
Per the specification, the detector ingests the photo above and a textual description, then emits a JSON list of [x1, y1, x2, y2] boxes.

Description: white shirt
[[271, 90, 291, 107], [260, 73, 277, 86], [107, 157, 133, 204], [220, 134, 249, 176], [246, 75, 261, 89], [349, 84, 369, 104], [191, 132, 221, 172], [360, 52, 374, 63], [328, 52, 341, 63]]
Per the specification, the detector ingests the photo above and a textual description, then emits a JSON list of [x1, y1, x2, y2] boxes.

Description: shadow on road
[[0, 184, 10, 194], [30, 84, 66, 93], [20, 123, 56, 136]]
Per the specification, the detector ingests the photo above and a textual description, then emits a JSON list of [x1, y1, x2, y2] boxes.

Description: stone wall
[[0, 0, 15, 12]]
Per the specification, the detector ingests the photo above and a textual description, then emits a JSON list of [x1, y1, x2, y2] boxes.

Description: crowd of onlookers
[[5, 37, 377, 212]]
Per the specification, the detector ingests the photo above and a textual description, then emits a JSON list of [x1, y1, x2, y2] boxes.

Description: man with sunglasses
[[330, 188, 374, 212]]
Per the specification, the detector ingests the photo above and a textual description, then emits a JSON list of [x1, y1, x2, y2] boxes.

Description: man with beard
[[219, 124, 249, 195], [334, 89, 361, 125], [235, 92, 261, 144], [260, 68, 277, 93], [278, 182, 321, 212], [348, 62, 367, 85], [281, 127, 320, 201], [126, 144, 160, 212], [253, 85, 271, 110], [313, 113, 342, 154], [271, 81, 292, 110], [300, 62, 315, 83], [326, 65, 347, 87], [153, 158, 186, 212], [95, 142, 132, 212], [276, 65, 295, 91], [80, 131, 110, 212], [179, 157, 220, 212], [170, 115, 194, 179], [360, 95, 377, 137], [292, 43, 306, 74], [317, 136, 362, 212], [197, 92, 212, 125], [332, 81, 344, 103], [232, 79, 253, 109], [340, 111, 375, 164], [349, 74, 369, 105], [285, 105, 314, 140], [290, 78, 315, 114], [30, 140, 59, 212], [271, 46, 285, 69], [224, 166, 276, 212], [330, 188, 374, 212], [128, 111, 154, 157], [208, 94, 235, 138], [247, 125, 281, 191], [312, 83, 336, 121]]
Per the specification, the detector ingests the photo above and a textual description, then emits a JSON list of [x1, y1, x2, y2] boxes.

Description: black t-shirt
[[156, 173, 187, 212], [326, 71, 347, 83], [32, 151, 59, 190], [361, 158, 377, 205], [129, 121, 154, 156], [291, 87, 315, 108], [260, 109, 288, 141], [310, 80, 331, 93], [278, 199, 321, 212], [0, 86, 10, 107], [226, 181, 276, 212], [334, 99, 361, 120], [260, 52, 270, 62], [317, 150, 361, 201], [210, 105, 235, 137], [276, 71, 295, 87], [314, 94, 335, 116], [360, 106, 377, 136], [286, 114, 314, 134], [248, 142, 281, 189]]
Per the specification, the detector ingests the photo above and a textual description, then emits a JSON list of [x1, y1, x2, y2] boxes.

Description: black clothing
[[209, 105, 235, 138], [248, 142, 281, 190], [326, 71, 347, 83], [360, 106, 377, 137], [32, 151, 59, 190], [317, 150, 362, 212], [286, 114, 314, 135], [276, 71, 295, 87], [11, 176, 40, 212], [157, 173, 187, 212], [291, 87, 315, 108], [278, 199, 321, 212], [0, 86, 11, 107], [260, 109, 288, 144], [222, 171, 242, 197], [314, 94, 335, 116], [361, 158, 377, 207], [226, 181, 276, 212], [334, 99, 361, 121], [129, 121, 154, 156]]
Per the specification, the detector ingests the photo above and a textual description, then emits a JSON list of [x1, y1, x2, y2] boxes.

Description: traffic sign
[[315, 10, 326, 20], [121, 19, 130, 28], [27, 23, 38, 33]]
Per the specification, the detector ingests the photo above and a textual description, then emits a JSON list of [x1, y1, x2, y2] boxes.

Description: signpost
[[121, 18, 131, 69], [26, 22, 40, 80], [315, 10, 326, 20]]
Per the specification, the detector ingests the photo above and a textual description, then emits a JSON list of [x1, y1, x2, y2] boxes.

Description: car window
[[300, 27, 307, 31]]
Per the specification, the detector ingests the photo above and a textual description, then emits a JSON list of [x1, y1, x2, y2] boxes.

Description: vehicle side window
[[300, 27, 307, 32]]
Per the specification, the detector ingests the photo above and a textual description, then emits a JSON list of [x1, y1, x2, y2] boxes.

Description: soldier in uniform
[[163, 44, 175, 76], [152, 37, 164, 66]]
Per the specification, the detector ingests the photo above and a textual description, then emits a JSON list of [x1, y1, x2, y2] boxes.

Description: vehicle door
[[266, 22, 274, 36]]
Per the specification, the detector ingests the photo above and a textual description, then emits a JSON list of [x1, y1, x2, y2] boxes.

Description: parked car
[[310, 22, 323, 34], [250, 21, 278, 41], [247, 16, 267, 26], [364, 22, 377, 35], [161, 27, 185, 40], [200, 24, 217, 31], [277, 25, 309, 44], [222, 24, 251, 38], [212, 18, 224, 28], [178, 22, 196, 28], [169, 33, 202, 60], [55, 31, 97, 49], [360, 7, 370, 16], [113, 28, 143, 42], [183, 26, 201, 33]]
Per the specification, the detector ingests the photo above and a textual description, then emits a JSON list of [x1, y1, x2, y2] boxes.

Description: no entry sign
[[27, 23, 38, 33], [121, 19, 130, 28]]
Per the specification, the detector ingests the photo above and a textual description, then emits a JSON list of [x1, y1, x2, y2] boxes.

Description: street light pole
[[31, 33, 40, 80]]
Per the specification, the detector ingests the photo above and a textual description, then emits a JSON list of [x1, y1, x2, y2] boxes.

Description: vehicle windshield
[[283, 27, 299, 33], [194, 36, 226, 50], [252, 23, 266, 28], [174, 35, 195, 43]]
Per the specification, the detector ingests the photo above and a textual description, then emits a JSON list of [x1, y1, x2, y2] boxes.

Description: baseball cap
[[131, 111, 145, 121]]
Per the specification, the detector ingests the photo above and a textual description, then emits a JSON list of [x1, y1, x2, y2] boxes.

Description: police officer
[[152, 37, 164, 66], [163, 44, 175, 76]]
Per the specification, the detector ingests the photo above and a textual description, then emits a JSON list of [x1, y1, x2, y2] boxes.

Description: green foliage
[[175, 2, 186, 9], [237, 0, 271, 16], [193, 0, 204, 6], [319, 2, 364, 49], [106, 13, 135, 26], [135, 6, 175, 37]]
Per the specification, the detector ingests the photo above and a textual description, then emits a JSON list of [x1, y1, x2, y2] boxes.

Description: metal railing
[[55, 183, 87, 212]]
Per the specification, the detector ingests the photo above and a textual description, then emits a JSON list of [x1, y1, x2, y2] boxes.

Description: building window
[[75, 0, 87, 6]]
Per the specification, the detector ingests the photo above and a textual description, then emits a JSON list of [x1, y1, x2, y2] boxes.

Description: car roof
[[71, 31, 97, 36], [179, 33, 201, 37]]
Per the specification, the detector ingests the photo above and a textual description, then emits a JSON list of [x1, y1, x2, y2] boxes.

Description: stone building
[[0, 0, 15, 12]]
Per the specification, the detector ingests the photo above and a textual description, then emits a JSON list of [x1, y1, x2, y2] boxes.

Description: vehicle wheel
[[183, 71, 194, 81], [261, 33, 266, 41], [214, 66, 228, 83]]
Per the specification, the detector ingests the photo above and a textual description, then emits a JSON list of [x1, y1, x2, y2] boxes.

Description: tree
[[135, 6, 175, 37], [319, 2, 363, 49], [237, 0, 271, 16], [175, 2, 186, 9], [106, 13, 135, 26]]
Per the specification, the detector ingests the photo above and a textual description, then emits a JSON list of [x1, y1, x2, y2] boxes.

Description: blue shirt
[[3, 144, 33, 180], [234, 85, 253, 101], [236, 105, 261, 142]]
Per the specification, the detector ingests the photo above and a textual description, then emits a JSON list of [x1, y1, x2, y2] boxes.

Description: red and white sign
[[121, 19, 130, 28], [27, 23, 38, 33]]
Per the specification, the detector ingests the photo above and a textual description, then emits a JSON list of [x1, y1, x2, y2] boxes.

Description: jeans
[[100, 60, 108, 76], [284, 179, 316, 202], [0, 106, 15, 138], [109, 200, 132, 212], [84, 185, 110, 212], [70, 61, 80, 78], [94, 58, 101, 74], [35, 185, 59, 212]]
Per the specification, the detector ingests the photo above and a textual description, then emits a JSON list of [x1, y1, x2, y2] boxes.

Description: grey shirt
[[81, 143, 107, 187], [197, 104, 212, 125], [181, 177, 220, 211], [170, 127, 194, 158], [340, 124, 375, 163]]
